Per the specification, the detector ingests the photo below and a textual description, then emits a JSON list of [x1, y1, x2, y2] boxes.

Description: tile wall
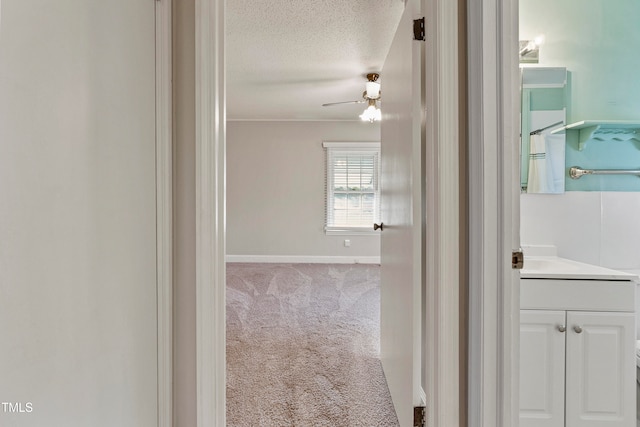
[[521, 192, 640, 270]]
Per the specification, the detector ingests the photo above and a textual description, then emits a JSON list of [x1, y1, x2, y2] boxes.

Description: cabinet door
[[566, 311, 635, 427], [520, 310, 567, 427]]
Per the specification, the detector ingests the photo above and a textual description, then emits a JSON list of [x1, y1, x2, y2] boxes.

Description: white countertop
[[522, 256, 639, 281]]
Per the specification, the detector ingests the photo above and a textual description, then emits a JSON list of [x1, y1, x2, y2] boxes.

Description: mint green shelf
[[551, 120, 640, 151]]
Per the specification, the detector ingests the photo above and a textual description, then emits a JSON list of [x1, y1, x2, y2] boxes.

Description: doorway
[[518, 1, 640, 426], [192, 0, 500, 426]]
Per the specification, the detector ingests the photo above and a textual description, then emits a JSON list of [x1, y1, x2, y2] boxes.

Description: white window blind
[[323, 142, 381, 233]]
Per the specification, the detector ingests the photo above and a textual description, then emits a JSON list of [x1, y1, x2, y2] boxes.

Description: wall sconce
[[520, 35, 544, 64]]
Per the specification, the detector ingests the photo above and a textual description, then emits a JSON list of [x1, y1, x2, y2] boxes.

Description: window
[[323, 142, 381, 234]]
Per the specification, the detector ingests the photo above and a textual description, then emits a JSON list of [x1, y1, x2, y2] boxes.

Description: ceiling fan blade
[[322, 100, 366, 107]]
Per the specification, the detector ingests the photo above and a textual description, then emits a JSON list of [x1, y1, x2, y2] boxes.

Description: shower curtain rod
[[530, 120, 564, 135]]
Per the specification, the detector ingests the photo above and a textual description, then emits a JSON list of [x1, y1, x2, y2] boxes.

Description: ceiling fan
[[322, 73, 382, 123]]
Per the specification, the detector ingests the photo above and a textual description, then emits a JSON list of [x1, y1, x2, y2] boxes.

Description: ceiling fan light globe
[[360, 105, 381, 123], [365, 81, 381, 99]]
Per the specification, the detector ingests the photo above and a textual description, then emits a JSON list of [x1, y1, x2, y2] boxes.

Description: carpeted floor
[[226, 263, 399, 427]]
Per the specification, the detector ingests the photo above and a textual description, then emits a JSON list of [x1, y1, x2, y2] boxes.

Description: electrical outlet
[[344, 239, 351, 247]]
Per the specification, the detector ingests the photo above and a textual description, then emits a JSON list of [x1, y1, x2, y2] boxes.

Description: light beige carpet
[[226, 263, 399, 427]]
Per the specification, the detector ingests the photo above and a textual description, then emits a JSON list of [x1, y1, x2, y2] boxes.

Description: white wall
[[0, 1, 157, 425], [226, 120, 381, 261], [521, 192, 640, 270]]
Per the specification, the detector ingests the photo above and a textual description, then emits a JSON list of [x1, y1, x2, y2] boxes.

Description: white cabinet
[[520, 278, 636, 427], [520, 310, 566, 427], [565, 312, 635, 427]]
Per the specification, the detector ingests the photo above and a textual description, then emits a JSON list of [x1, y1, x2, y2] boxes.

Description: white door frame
[[155, 0, 173, 426], [421, 0, 464, 425], [191, 0, 520, 426], [155, 0, 173, 425], [467, 0, 520, 426], [195, 0, 227, 426]]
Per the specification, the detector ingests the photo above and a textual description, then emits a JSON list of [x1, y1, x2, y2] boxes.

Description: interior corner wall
[[457, 0, 468, 421], [172, 0, 197, 425], [226, 121, 381, 260]]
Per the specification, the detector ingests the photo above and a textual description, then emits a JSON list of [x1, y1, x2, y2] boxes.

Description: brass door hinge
[[414, 406, 426, 427], [512, 250, 524, 269], [413, 18, 425, 41]]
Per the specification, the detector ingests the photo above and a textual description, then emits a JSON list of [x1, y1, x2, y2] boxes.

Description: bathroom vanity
[[520, 255, 638, 427]]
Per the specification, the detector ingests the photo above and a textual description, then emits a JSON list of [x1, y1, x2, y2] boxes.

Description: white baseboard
[[225, 255, 381, 264]]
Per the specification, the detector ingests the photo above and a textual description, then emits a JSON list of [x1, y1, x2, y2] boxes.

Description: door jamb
[[467, 0, 520, 426], [156, 0, 173, 426], [422, 0, 464, 425], [195, 0, 227, 426]]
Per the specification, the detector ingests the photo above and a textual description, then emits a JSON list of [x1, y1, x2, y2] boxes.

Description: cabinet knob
[[557, 325, 566, 333], [573, 325, 583, 334]]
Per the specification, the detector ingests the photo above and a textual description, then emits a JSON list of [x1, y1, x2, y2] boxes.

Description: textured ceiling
[[226, 0, 405, 121]]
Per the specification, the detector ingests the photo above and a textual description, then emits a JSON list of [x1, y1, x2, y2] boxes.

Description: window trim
[[323, 141, 381, 235]]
